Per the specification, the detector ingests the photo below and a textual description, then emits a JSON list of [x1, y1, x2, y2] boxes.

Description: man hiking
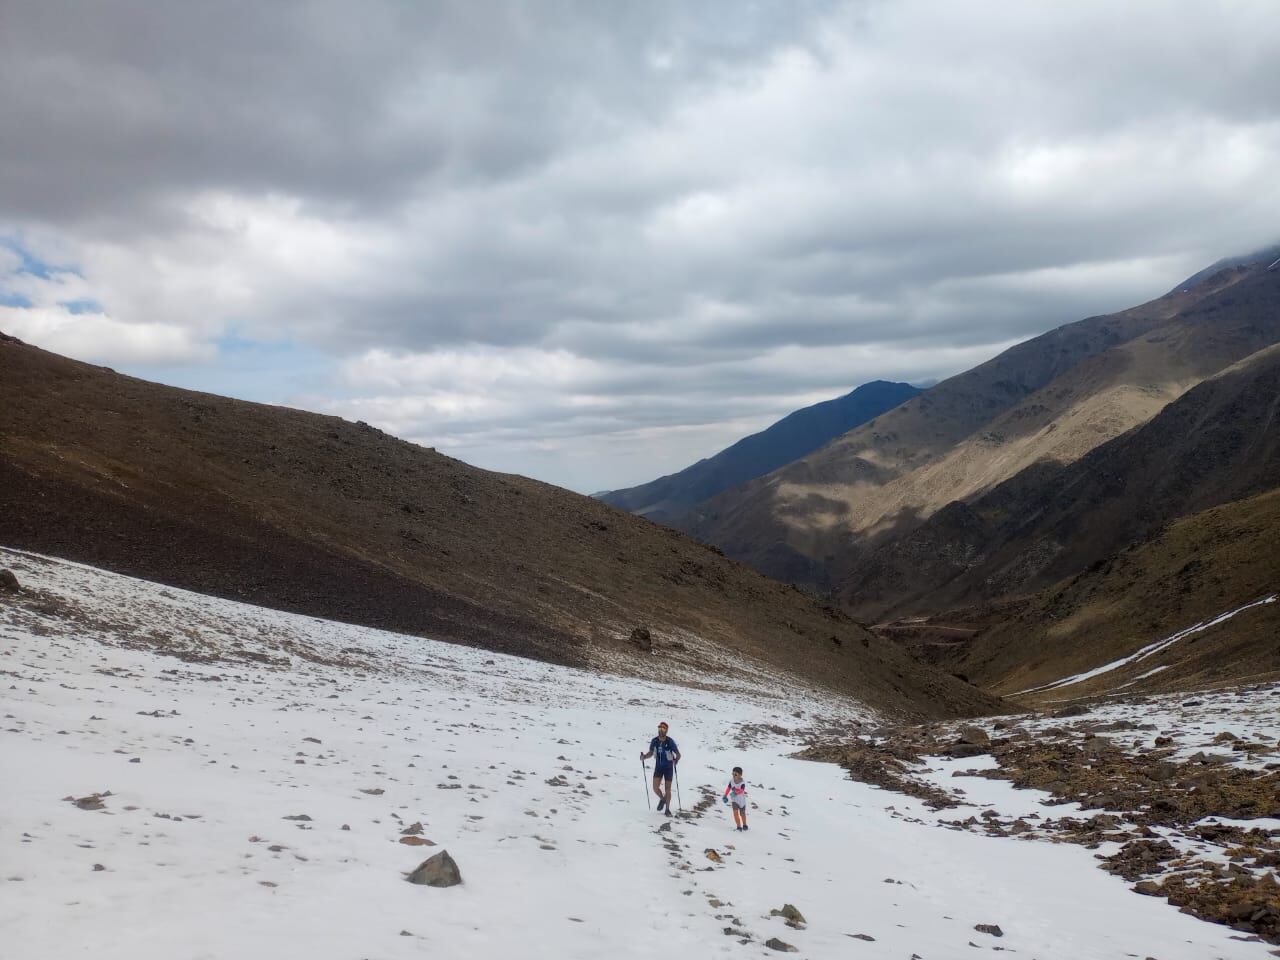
[[640, 721, 681, 815]]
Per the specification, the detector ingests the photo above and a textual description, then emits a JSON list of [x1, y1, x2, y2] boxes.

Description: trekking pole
[[674, 763, 683, 813], [641, 759, 651, 810]]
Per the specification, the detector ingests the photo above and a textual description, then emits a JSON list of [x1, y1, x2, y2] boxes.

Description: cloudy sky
[[3, 1, 1278, 492]]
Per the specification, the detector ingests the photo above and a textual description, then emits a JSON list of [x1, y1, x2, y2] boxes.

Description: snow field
[[0, 548, 1271, 959]]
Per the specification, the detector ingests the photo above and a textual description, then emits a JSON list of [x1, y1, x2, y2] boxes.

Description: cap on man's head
[[658, 722, 669, 731]]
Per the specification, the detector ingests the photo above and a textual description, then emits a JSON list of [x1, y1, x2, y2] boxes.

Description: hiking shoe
[[742, 824, 748, 830], [656, 799, 665, 812], [664, 808, 672, 817]]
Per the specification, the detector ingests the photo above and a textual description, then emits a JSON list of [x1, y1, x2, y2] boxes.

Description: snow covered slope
[[0, 548, 1268, 959]]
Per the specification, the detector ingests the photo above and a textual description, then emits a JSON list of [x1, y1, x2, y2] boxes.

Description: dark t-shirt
[[650, 736, 679, 770]]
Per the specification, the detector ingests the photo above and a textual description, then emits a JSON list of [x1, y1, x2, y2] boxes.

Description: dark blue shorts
[[653, 766, 673, 782]]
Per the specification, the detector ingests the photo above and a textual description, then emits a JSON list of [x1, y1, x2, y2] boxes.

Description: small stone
[[399, 836, 436, 846], [764, 937, 798, 953], [974, 923, 1004, 937], [92, 863, 105, 872], [630, 627, 653, 651], [770, 904, 807, 927], [846, 933, 876, 941]]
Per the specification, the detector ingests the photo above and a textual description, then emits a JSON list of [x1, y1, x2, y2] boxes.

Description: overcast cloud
[[2, 0, 1278, 491]]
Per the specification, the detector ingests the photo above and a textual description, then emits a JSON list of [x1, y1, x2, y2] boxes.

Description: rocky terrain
[[0, 332, 994, 719], [802, 688, 1280, 948]]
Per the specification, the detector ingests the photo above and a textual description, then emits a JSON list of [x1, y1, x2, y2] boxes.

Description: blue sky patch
[[0, 237, 77, 280], [0, 291, 33, 308], [122, 334, 339, 406], [59, 298, 104, 315]]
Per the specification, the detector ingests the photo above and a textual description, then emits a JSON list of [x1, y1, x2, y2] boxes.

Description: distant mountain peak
[[597, 380, 921, 522], [1174, 241, 1280, 292]]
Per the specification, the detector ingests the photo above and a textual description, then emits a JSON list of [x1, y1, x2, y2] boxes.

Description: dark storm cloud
[[0, 1, 831, 220], [2, 0, 1278, 490]]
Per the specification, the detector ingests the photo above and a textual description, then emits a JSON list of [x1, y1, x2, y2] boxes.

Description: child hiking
[[722, 766, 748, 830], [640, 721, 681, 816]]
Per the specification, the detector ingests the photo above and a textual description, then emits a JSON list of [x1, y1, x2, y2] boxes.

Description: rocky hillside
[[860, 342, 1280, 699], [0, 333, 998, 718], [952, 485, 1280, 700], [681, 260, 1272, 593], [597, 380, 919, 523], [844, 338, 1280, 621], [877, 483, 1280, 701]]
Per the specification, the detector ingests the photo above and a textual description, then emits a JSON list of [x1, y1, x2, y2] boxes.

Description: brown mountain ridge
[[844, 339, 1280, 622], [680, 261, 1272, 596], [0, 332, 999, 719]]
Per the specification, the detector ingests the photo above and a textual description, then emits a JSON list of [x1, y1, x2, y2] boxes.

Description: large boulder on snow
[[957, 725, 990, 747], [407, 849, 462, 887]]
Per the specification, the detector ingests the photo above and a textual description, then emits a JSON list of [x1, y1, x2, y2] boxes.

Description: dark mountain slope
[[1175, 241, 1280, 291], [0, 333, 999, 718], [843, 336, 1280, 621], [948, 485, 1280, 700], [597, 380, 920, 523]]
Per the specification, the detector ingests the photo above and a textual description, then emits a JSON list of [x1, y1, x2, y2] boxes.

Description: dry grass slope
[[960, 485, 1280, 700], [846, 337, 1280, 623]]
